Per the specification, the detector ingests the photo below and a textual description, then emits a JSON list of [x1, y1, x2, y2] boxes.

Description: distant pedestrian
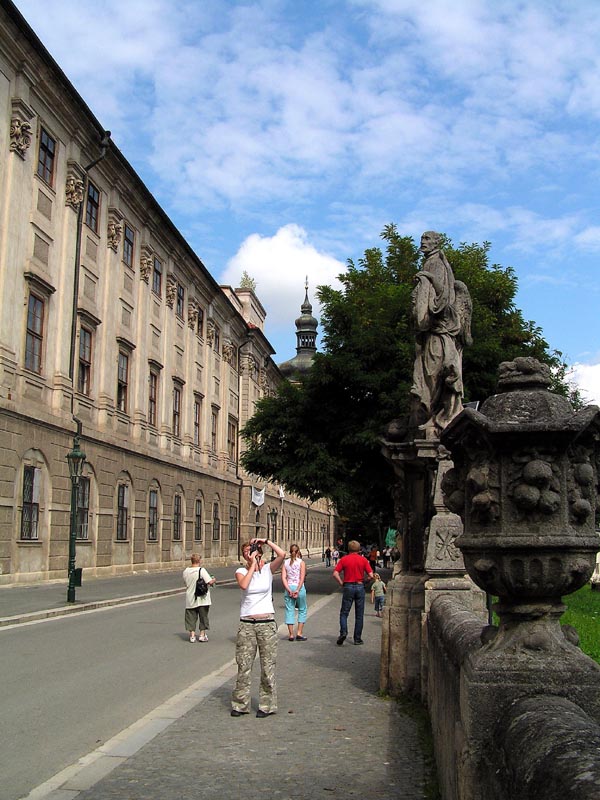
[[368, 545, 378, 572], [282, 544, 308, 641], [325, 547, 332, 567], [183, 553, 216, 642], [333, 540, 374, 646], [332, 548, 339, 565], [231, 536, 286, 718], [370, 573, 387, 617], [382, 547, 391, 569]]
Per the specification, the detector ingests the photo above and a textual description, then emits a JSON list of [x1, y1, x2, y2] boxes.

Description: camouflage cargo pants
[[231, 620, 278, 714]]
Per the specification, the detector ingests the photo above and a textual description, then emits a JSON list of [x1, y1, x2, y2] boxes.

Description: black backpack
[[194, 568, 209, 598]]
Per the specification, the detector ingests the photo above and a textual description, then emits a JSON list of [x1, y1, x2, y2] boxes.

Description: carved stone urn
[[440, 357, 600, 653]]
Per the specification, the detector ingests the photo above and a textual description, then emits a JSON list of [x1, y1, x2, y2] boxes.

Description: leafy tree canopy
[[241, 225, 579, 539]]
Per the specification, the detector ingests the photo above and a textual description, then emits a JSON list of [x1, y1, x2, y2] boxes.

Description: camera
[[250, 542, 261, 554]]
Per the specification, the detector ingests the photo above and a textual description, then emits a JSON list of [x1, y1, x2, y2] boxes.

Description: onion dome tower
[[278, 278, 318, 379]]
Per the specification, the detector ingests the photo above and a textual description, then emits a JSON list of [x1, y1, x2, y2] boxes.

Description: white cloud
[[220, 224, 345, 349], [569, 362, 600, 406]]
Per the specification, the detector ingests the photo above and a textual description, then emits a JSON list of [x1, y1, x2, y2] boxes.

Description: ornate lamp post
[[66, 423, 86, 602], [268, 508, 278, 560]]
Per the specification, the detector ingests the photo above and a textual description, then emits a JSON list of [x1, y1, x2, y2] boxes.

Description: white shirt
[[237, 564, 274, 617], [183, 566, 212, 608]]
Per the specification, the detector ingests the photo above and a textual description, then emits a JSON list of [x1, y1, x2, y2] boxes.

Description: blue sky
[[13, 0, 600, 402]]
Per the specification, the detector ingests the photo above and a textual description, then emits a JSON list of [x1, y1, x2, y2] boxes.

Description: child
[[370, 573, 386, 617]]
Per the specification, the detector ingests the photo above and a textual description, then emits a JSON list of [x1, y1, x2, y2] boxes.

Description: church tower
[[278, 278, 318, 379]]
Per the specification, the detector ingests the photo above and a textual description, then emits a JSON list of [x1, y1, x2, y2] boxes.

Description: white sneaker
[[199, 633, 208, 642], [189, 633, 196, 643]]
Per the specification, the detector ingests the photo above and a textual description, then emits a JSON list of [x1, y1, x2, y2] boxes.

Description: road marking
[[18, 592, 337, 799]]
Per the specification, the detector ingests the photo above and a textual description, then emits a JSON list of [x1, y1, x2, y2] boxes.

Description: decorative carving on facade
[[107, 221, 122, 251], [165, 274, 177, 308], [107, 208, 123, 252], [566, 448, 595, 525], [259, 368, 269, 394], [222, 341, 235, 364], [10, 116, 32, 158], [139, 245, 153, 283], [65, 174, 84, 211], [206, 319, 215, 347], [188, 300, 199, 331], [244, 355, 258, 378], [434, 528, 462, 562]]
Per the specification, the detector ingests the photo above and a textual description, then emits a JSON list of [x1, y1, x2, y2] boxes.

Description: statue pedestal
[[381, 434, 485, 697]]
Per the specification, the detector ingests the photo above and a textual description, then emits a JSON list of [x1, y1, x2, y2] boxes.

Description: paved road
[[1, 570, 256, 800]]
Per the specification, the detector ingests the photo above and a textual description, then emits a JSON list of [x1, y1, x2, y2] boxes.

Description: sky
[[12, 0, 600, 403]]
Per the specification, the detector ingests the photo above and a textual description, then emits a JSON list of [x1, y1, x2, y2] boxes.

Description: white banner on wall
[[252, 486, 265, 506]]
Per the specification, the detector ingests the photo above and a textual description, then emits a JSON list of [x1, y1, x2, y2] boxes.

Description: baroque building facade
[[0, 1, 333, 584]]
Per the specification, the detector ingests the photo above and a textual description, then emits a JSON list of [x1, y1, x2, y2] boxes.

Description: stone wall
[[426, 593, 600, 800]]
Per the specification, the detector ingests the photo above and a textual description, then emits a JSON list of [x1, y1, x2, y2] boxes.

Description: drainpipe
[[68, 131, 111, 420]]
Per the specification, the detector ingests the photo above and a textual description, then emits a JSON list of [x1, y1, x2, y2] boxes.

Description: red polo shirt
[[334, 552, 372, 583]]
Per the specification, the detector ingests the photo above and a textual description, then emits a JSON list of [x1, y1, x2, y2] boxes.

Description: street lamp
[[321, 524, 326, 560], [268, 508, 278, 560], [66, 422, 86, 603]]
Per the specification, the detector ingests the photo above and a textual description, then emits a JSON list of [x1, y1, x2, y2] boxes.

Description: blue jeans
[[339, 583, 366, 641]]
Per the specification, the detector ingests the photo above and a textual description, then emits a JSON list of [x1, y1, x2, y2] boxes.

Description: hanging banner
[[252, 486, 265, 506]]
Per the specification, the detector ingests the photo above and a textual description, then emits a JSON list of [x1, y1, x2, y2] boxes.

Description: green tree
[[241, 225, 578, 539]]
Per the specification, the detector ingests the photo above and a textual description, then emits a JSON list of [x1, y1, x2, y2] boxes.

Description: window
[[25, 294, 44, 373], [193, 397, 202, 446], [214, 327, 220, 352], [197, 307, 204, 337], [117, 351, 129, 412], [229, 505, 238, 541], [123, 224, 135, 268], [173, 385, 181, 438], [176, 283, 185, 318], [194, 499, 203, 541], [76, 477, 90, 540], [117, 483, 128, 540], [211, 407, 219, 452], [148, 489, 158, 541], [227, 417, 238, 461], [152, 257, 162, 296], [85, 181, 100, 232], [21, 465, 40, 539], [148, 370, 158, 427], [212, 502, 220, 541], [173, 494, 182, 541], [37, 128, 56, 186], [78, 327, 92, 395]]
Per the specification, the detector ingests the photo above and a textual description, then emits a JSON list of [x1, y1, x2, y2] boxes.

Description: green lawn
[[563, 584, 600, 664]]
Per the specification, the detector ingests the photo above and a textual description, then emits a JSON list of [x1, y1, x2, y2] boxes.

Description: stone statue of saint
[[410, 231, 472, 433]]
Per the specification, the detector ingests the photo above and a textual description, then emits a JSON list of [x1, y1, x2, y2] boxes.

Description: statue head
[[420, 231, 442, 256]]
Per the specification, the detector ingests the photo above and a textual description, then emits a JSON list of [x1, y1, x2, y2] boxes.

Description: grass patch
[[387, 691, 441, 800], [563, 584, 600, 664]]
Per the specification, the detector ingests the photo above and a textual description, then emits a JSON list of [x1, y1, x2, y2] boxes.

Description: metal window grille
[[212, 503, 220, 541], [76, 476, 90, 540], [116, 483, 128, 540], [21, 465, 40, 539], [194, 499, 203, 541], [173, 494, 182, 541], [148, 489, 158, 541]]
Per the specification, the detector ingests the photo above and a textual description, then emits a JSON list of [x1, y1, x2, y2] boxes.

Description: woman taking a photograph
[[282, 543, 307, 641], [231, 536, 286, 718]]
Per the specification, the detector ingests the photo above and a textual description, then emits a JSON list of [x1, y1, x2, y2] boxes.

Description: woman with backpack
[[183, 552, 216, 642]]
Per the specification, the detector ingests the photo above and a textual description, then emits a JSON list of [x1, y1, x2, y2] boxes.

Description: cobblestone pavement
[[38, 591, 427, 800]]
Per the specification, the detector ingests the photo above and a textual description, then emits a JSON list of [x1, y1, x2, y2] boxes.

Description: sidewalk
[[28, 590, 428, 800]]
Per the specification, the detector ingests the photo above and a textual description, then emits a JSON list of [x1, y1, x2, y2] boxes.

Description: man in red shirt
[[333, 540, 374, 645]]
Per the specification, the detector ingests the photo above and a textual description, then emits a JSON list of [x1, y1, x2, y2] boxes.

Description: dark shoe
[[288, 636, 295, 641], [230, 709, 249, 717], [295, 635, 307, 641], [256, 709, 275, 718], [336, 635, 346, 646], [354, 639, 364, 645]]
